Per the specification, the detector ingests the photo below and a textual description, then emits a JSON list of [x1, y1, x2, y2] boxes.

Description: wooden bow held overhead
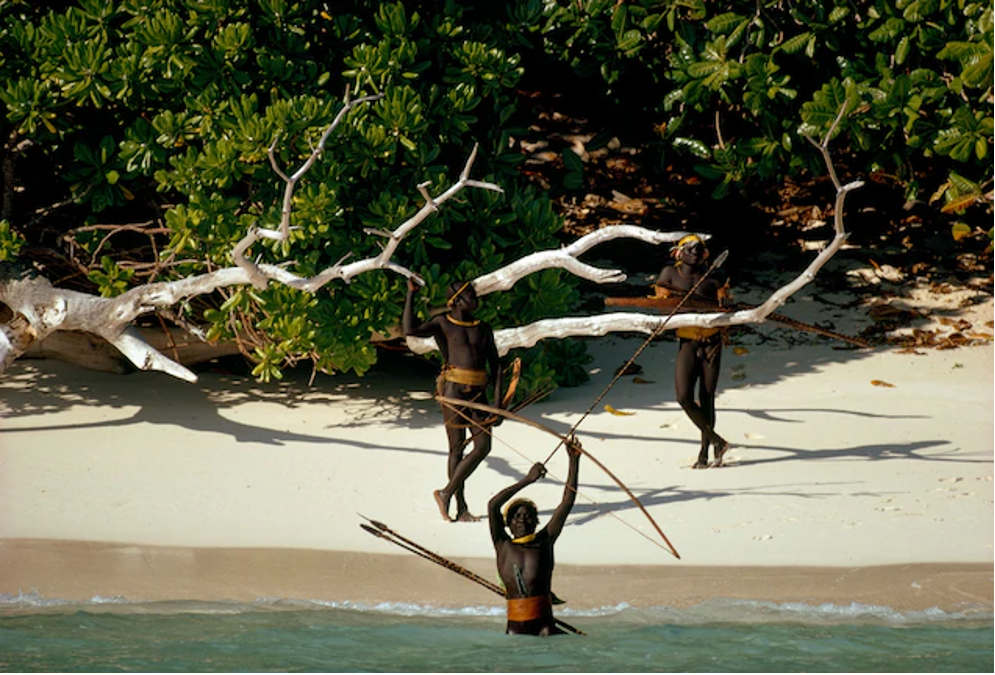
[[436, 395, 681, 560]]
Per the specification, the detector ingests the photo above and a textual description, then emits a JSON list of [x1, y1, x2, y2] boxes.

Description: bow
[[437, 395, 681, 560]]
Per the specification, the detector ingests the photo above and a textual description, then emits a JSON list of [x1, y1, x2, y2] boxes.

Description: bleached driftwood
[[0, 87, 694, 382], [407, 110, 863, 356], [2, 99, 861, 381], [1, 223, 700, 378], [0, 91, 505, 381], [473, 226, 708, 295]]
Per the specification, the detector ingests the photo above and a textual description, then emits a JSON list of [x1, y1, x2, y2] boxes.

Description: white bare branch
[[234, 90, 385, 287], [4, 102, 861, 383], [474, 226, 707, 295], [0, 94, 501, 380], [0, 139, 502, 379], [409, 116, 863, 357], [286, 143, 503, 293], [107, 327, 198, 382]]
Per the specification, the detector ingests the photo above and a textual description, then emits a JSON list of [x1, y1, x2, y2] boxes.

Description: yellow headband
[[446, 280, 473, 307], [677, 234, 704, 248], [671, 233, 709, 262]]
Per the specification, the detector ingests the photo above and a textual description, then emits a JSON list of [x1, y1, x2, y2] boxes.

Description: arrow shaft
[[360, 518, 584, 635], [362, 518, 505, 595], [361, 524, 504, 595]]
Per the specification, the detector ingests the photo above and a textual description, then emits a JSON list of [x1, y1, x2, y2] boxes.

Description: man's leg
[[675, 340, 723, 467], [433, 401, 467, 521], [449, 414, 492, 522], [435, 386, 491, 521], [700, 343, 729, 467]]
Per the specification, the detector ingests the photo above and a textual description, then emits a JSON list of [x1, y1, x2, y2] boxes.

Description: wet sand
[[1, 339, 992, 614]]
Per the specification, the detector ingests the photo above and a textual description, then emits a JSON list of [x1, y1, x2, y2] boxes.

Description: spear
[[543, 249, 730, 464], [358, 516, 585, 636]]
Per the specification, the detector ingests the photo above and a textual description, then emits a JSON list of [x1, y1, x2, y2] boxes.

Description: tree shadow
[[562, 480, 887, 528], [0, 354, 445, 450]]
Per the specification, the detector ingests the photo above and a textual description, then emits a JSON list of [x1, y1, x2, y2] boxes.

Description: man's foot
[[710, 441, 731, 468], [692, 461, 709, 469], [433, 490, 452, 521], [454, 510, 480, 522]]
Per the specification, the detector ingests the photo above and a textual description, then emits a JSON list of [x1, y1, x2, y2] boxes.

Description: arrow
[[358, 516, 584, 635]]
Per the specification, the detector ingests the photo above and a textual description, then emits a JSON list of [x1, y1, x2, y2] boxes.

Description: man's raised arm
[[544, 441, 581, 542]]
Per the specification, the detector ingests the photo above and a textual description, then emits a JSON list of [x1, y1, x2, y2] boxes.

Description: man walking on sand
[[404, 277, 503, 522], [655, 234, 732, 468]]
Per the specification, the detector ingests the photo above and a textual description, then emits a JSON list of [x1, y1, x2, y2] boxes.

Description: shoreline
[[2, 340, 992, 621], [1, 539, 991, 615]]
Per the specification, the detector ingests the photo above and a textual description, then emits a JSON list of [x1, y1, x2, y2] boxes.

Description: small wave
[[2, 590, 989, 626], [599, 599, 993, 626]]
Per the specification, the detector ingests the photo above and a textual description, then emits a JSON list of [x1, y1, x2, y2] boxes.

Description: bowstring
[[438, 399, 674, 554]]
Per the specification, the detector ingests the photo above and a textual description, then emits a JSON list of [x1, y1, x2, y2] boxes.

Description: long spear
[[358, 516, 585, 636]]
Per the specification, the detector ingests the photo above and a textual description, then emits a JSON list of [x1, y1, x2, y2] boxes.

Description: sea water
[[1, 593, 991, 673]]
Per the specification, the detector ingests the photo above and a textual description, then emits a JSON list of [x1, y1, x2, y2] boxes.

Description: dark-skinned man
[[488, 441, 581, 636], [655, 234, 732, 468], [404, 277, 503, 522]]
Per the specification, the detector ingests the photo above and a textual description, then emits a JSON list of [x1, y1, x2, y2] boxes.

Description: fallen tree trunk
[[22, 326, 243, 374]]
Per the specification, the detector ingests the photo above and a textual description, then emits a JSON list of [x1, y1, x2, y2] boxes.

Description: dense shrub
[[2, 0, 990, 383], [0, 0, 583, 383]]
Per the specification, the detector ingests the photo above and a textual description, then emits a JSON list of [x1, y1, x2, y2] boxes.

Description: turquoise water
[[1, 595, 991, 672]]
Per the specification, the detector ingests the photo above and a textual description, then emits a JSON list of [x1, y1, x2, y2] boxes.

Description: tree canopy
[[1, 0, 991, 386]]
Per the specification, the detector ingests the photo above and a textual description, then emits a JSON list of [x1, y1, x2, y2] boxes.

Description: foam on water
[[2, 591, 991, 672], [3, 589, 989, 626]]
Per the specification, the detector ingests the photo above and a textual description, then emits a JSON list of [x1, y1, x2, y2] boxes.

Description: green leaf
[[672, 137, 710, 158], [961, 51, 993, 89], [779, 32, 813, 55], [706, 12, 745, 35], [895, 36, 911, 65]]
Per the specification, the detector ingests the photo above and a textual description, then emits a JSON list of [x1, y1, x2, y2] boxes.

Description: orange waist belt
[[442, 365, 488, 386], [676, 326, 720, 341], [506, 595, 552, 622]]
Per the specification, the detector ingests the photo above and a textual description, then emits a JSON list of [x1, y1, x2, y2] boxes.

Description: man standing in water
[[655, 234, 732, 468], [488, 442, 581, 636], [404, 277, 503, 522]]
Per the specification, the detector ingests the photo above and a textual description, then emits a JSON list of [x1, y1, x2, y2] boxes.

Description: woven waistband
[[676, 326, 720, 341], [442, 365, 488, 386]]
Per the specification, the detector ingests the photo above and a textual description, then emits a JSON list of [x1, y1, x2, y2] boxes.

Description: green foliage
[[4, 0, 990, 390], [0, 219, 25, 262], [0, 0, 583, 387], [534, 0, 992, 206], [87, 255, 135, 297]]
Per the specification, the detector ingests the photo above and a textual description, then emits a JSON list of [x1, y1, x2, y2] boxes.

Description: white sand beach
[[1, 335, 992, 613]]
